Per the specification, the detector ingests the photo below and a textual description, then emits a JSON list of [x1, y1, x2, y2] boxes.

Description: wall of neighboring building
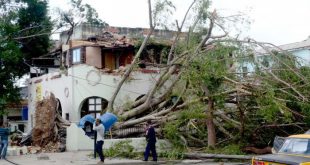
[[291, 49, 310, 65], [8, 121, 28, 133], [7, 109, 21, 117]]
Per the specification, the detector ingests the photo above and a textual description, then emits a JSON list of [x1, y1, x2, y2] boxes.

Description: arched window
[[80, 97, 108, 118]]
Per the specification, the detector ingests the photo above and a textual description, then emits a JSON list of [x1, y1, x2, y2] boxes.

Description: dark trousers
[[95, 140, 104, 161], [144, 142, 157, 161]]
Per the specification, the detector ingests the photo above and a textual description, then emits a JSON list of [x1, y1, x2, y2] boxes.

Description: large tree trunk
[[107, 0, 155, 113], [206, 98, 216, 148]]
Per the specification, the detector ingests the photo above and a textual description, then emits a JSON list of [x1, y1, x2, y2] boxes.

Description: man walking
[[0, 123, 9, 159], [93, 118, 105, 164], [144, 120, 157, 161]]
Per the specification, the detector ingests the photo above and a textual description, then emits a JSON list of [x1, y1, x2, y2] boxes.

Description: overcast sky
[[49, 0, 310, 45]]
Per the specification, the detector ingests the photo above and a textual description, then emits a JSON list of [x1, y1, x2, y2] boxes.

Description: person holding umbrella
[[93, 118, 105, 164]]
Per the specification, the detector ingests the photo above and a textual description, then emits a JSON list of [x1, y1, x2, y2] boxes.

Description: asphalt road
[[0, 151, 250, 165]]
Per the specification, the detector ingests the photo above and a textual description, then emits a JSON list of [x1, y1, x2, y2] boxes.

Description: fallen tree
[[107, 0, 310, 151]]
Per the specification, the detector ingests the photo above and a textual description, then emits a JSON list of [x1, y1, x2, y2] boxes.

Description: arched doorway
[[80, 96, 108, 119], [79, 97, 108, 137]]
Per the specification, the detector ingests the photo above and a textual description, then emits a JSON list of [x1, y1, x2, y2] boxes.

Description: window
[[80, 97, 108, 119], [88, 97, 102, 118], [279, 138, 310, 154], [72, 48, 81, 63]]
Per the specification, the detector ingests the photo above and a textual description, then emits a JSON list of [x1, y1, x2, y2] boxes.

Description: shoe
[[143, 159, 148, 161]]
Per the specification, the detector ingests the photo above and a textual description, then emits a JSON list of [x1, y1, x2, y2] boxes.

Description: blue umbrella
[[78, 114, 95, 128], [99, 112, 118, 131]]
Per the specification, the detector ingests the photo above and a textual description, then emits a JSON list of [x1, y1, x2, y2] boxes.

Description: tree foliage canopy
[[17, 0, 52, 60], [0, 10, 23, 114], [0, 0, 52, 114]]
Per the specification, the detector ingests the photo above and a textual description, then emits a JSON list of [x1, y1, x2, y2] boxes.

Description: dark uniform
[[144, 125, 157, 161]]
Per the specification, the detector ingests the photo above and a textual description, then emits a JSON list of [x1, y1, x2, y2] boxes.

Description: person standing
[[0, 123, 9, 159], [93, 118, 105, 164], [144, 120, 157, 161]]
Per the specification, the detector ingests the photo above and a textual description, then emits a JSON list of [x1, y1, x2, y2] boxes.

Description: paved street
[[0, 151, 250, 165]]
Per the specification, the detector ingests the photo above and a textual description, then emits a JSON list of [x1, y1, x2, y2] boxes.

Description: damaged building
[[27, 24, 176, 150]]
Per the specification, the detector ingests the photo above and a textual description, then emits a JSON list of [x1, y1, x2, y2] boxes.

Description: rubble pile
[[32, 93, 70, 152]]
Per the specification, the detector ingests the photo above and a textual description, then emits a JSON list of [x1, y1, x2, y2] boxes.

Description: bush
[[204, 144, 245, 155], [159, 149, 184, 160], [104, 140, 139, 158]]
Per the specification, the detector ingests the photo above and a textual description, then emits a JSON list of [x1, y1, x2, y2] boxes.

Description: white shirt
[[93, 123, 105, 141]]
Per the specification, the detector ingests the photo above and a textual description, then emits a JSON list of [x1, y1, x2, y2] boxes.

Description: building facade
[[27, 34, 162, 128]]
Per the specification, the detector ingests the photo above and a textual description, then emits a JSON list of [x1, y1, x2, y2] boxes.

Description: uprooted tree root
[[32, 93, 70, 152]]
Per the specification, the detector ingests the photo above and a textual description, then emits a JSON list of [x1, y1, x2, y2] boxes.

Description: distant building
[[239, 37, 310, 78], [257, 36, 310, 65], [3, 87, 29, 133]]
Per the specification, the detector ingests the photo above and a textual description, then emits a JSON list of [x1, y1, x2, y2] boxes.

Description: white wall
[[28, 71, 73, 128], [66, 123, 93, 151], [70, 64, 160, 122], [28, 64, 160, 126]]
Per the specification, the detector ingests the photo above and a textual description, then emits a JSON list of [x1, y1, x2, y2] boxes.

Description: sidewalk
[[1, 151, 146, 165], [0, 151, 247, 165]]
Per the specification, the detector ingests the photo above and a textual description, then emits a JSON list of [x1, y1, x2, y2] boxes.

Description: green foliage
[[179, 107, 206, 121], [104, 140, 138, 158], [255, 89, 281, 122], [298, 102, 310, 126], [0, 10, 23, 114], [0, 0, 52, 115], [163, 103, 207, 148], [163, 120, 184, 147], [187, 44, 235, 93], [204, 144, 245, 155], [18, 0, 52, 60], [83, 4, 107, 26], [58, 0, 108, 28], [152, 0, 175, 28], [158, 149, 184, 160], [178, 37, 310, 148]]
